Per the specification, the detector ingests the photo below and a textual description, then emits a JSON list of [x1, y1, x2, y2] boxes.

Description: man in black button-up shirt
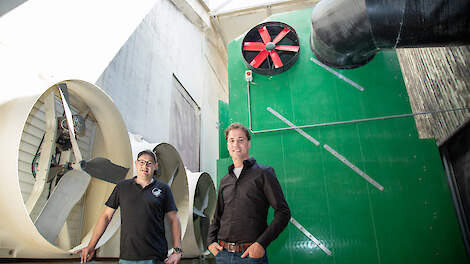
[[207, 123, 291, 263]]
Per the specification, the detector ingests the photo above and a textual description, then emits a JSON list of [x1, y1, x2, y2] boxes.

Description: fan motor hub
[[265, 42, 276, 50]]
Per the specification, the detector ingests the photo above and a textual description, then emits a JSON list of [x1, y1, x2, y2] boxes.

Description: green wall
[[217, 8, 467, 263]]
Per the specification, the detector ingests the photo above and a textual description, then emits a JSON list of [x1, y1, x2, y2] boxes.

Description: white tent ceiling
[[206, 0, 319, 44]]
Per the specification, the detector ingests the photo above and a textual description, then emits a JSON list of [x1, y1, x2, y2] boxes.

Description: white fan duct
[[153, 143, 216, 258], [182, 170, 216, 258], [0, 80, 133, 258]]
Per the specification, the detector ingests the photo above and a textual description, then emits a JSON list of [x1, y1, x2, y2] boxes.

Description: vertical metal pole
[[247, 81, 253, 132]]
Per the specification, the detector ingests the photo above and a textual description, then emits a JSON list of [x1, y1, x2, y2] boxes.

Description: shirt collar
[[228, 157, 256, 172], [132, 176, 156, 189]]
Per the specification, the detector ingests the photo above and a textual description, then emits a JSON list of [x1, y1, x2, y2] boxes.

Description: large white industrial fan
[[0, 80, 133, 258], [184, 170, 216, 257], [153, 143, 190, 244], [153, 143, 216, 258], [33, 83, 129, 243]]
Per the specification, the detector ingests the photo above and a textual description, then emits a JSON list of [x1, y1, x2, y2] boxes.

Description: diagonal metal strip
[[290, 217, 332, 256], [323, 144, 384, 191], [310, 57, 365, 91], [82, 157, 129, 184], [268, 107, 383, 191], [34, 170, 91, 243], [267, 107, 321, 146]]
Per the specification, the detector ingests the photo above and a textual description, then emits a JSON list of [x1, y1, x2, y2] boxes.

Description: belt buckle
[[227, 242, 237, 253]]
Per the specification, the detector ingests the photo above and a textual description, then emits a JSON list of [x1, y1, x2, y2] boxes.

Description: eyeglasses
[[137, 160, 154, 167]]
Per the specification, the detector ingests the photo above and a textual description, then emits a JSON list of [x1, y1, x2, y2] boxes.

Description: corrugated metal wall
[[397, 46, 470, 144], [18, 95, 96, 247]]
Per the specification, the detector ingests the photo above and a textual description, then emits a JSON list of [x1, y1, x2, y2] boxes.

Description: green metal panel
[[216, 157, 232, 189], [218, 100, 230, 159], [218, 8, 467, 264]]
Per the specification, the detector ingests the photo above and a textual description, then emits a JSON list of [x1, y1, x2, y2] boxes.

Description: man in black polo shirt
[[207, 123, 291, 263], [79, 150, 182, 264]]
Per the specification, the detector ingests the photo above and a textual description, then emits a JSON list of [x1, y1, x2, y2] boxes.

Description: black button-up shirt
[[207, 158, 291, 248]]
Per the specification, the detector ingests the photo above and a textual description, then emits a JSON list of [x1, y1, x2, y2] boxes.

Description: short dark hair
[[224, 123, 251, 141], [137, 149, 157, 163]]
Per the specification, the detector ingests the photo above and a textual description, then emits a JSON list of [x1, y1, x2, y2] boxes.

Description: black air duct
[[310, 0, 470, 69]]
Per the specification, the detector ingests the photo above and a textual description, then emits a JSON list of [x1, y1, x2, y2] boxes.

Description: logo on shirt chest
[[152, 187, 162, 198]]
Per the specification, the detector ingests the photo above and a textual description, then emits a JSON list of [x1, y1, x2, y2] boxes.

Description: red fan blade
[[243, 42, 266, 51], [258, 26, 271, 44], [250, 50, 269, 68], [275, 45, 300, 52], [272, 28, 290, 44], [270, 50, 283, 68]]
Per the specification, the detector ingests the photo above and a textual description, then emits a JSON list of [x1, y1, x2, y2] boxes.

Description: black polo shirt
[[106, 177, 177, 261]]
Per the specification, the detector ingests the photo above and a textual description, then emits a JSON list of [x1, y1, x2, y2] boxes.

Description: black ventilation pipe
[[310, 0, 470, 69]]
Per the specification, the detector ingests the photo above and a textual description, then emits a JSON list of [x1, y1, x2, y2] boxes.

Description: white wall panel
[[96, 0, 227, 181]]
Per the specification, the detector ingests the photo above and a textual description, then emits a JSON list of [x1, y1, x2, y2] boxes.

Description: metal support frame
[[26, 91, 57, 215], [246, 80, 470, 134]]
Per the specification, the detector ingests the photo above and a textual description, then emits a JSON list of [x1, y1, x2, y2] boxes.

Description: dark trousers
[[215, 249, 269, 264]]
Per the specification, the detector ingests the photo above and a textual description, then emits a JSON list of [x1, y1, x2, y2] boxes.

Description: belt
[[218, 240, 253, 253]]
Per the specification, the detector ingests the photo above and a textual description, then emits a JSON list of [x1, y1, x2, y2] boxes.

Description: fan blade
[[275, 45, 300, 52], [193, 206, 206, 217], [34, 170, 91, 243], [57, 82, 71, 105], [200, 215, 210, 249], [272, 28, 290, 44], [57, 83, 83, 162], [258, 26, 271, 44], [201, 187, 210, 211], [168, 164, 179, 186], [47, 166, 62, 183], [82, 157, 129, 184], [250, 50, 269, 68], [270, 50, 283, 68], [243, 42, 265, 51]]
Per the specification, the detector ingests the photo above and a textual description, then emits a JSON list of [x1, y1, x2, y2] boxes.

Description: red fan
[[242, 21, 300, 75]]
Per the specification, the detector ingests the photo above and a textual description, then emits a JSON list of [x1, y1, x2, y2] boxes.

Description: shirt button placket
[[234, 180, 240, 239]]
